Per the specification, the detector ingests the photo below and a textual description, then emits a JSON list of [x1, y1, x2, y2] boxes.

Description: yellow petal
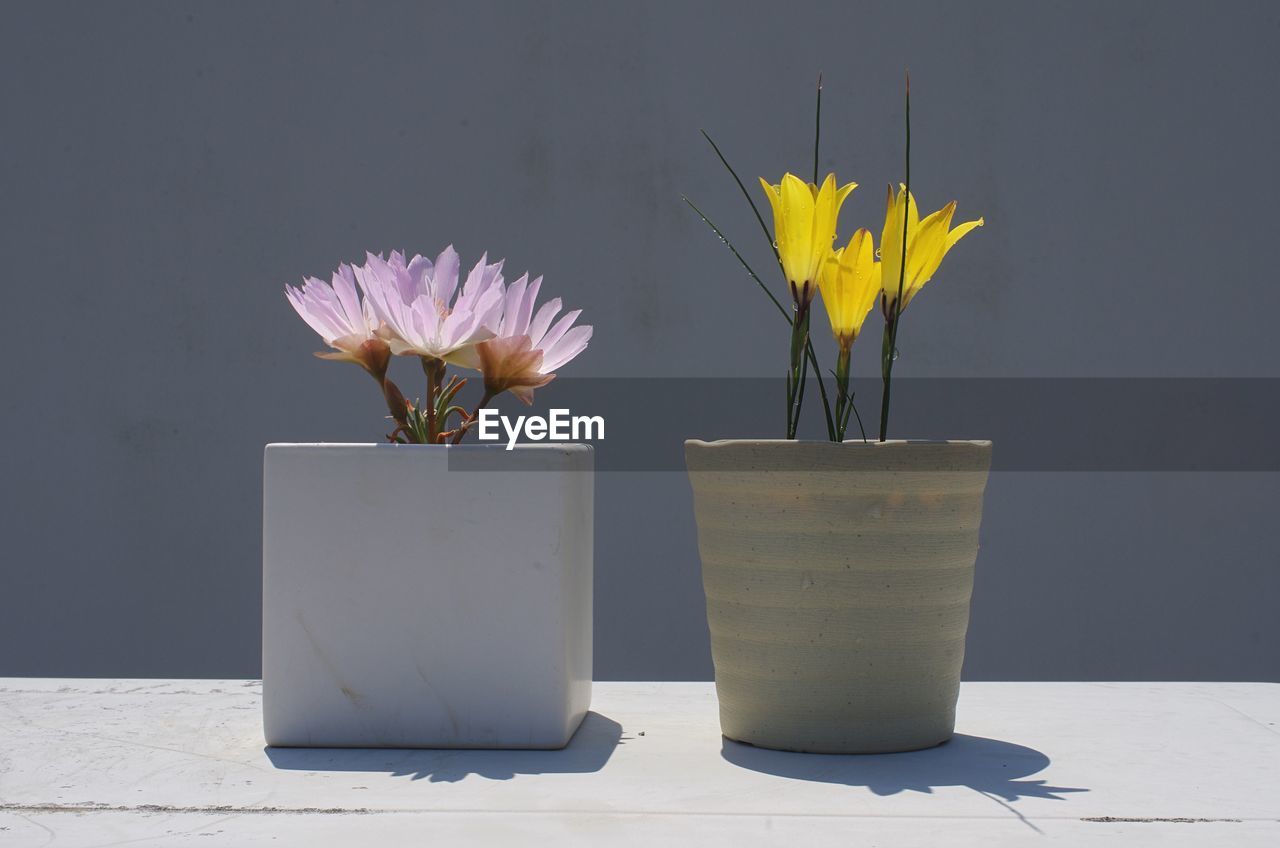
[[812, 174, 836, 221], [835, 181, 858, 210], [779, 173, 816, 287], [844, 228, 880, 338], [905, 213, 983, 307], [819, 228, 880, 343], [817, 251, 843, 311], [808, 174, 840, 284], [905, 201, 956, 300], [817, 256, 846, 340], [880, 184, 906, 305], [905, 205, 984, 309], [759, 178, 783, 244], [899, 183, 920, 232], [945, 216, 985, 252]]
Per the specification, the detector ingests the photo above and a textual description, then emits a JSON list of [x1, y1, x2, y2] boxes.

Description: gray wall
[[2, 1, 1276, 681]]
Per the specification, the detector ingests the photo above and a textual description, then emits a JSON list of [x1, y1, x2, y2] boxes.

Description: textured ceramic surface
[[263, 443, 593, 749], [686, 439, 992, 754]]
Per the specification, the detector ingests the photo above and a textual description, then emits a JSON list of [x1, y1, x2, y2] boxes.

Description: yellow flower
[[818, 228, 881, 349], [879, 184, 983, 313], [759, 173, 857, 303]]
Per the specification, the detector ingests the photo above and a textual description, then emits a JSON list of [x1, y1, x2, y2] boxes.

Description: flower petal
[[500, 274, 529, 336], [432, 245, 461, 304], [462, 253, 504, 299], [834, 181, 858, 211], [517, 275, 542, 337], [945, 216, 985, 253], [540, 324, 592, 373], [538, 308, 582, 353], [527, 297, 563, 347], [331, 264, 365, 333], [406, 254, 434, 302], [906, 201, 956, 294], [818, 229, 878, 342], [285, 284, 337, 341], [759, 178, 783, 243], [880, 184, 906, 305], [779, 173, 816, 286]]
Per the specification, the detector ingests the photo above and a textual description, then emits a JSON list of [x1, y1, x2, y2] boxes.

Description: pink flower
[[285, 264, 390, 377], [356, 246, 506, 368], [476, 274, 591, 404]]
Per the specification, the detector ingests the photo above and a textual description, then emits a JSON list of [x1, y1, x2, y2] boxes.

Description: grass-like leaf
[[813, 72, 823, 184], [700, 130, 779, 264], [682, 195, 789, 321]]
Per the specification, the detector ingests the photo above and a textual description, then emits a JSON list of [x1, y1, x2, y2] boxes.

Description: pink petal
[[527, 297, 562, 348], [538, 309, 582, 353], [513, 275, 542, 338], [501, 274, 529, 336], [406, 254, 435, 301], [540, 325, 592, 372], [331, 265, 365, 335], [432, 245, 461, 304]]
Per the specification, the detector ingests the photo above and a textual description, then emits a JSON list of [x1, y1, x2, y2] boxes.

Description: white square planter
[[262, 443, 593, 749]]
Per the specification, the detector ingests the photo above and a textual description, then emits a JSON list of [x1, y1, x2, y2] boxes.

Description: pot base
[[723, 731, 952, 756], [719, 688, 960, 754]]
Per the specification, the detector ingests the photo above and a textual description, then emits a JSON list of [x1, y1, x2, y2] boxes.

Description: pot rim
[[266, 442, 593, 452], [685, 438, 990, 448]]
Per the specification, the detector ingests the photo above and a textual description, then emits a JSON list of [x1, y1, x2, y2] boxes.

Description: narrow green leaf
[[700, 130, 780, 265], [682, 195, 790, 321], [813, 72, 823, 185]]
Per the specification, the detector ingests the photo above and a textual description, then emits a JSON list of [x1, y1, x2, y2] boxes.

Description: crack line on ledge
[[2, 804, 1277, 823]]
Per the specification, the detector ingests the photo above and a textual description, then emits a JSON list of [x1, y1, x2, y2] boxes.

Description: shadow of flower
[[265, 711, 623, 782]]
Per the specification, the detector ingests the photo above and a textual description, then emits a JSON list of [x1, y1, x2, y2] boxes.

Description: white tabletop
[[0, 680, 1276, 846]]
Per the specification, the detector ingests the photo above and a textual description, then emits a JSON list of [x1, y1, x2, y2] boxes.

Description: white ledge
[[0, 680, 1277, 845]]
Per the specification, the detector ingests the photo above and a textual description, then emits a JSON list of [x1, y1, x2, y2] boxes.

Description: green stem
[[422, 357, 446, 443], [793, 327, 809, 437], [879, 314, 896, 442], [833, 343, 851, 441], [786, 297, 811, 439]]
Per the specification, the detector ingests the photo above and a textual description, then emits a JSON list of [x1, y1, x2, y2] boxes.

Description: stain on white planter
[[686, 439, 992, 754], [263, 443, 593, 749]]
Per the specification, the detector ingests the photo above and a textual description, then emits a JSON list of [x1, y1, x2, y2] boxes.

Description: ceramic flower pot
[[262, 443, 593, 748], [685, 439, 992, 754]]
